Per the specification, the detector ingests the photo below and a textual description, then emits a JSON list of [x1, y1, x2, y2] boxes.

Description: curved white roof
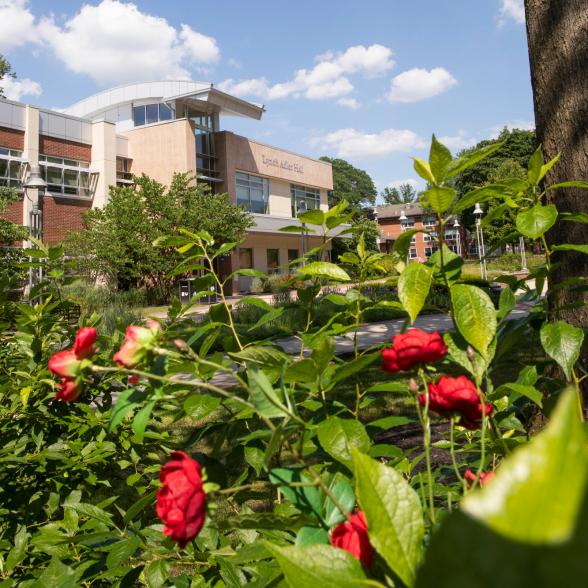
[[64, 80, 264, 121]]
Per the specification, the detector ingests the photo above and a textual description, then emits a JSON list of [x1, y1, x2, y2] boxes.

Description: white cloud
[[219, 44, 394, 102], [437, 130, 479, 151], [498, 0, 525, 25], [0, 77, 42, 101], [490, 119, 535, 138], [310, 128, 425, 159], [0, 0, 37, 52], [34, 0, 219, 85], [387, 67, 457, 103], [337, 97, 360, 110], [385, 178, 420, 190]]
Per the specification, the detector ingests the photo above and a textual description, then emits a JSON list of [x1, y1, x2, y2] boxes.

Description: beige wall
[[124, 119, 196, 187], [91, 121, 117, 209], [269, 179, 292, 217]]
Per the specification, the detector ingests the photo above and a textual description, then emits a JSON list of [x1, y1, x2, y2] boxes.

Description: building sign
[[261, 154, 304, 175]]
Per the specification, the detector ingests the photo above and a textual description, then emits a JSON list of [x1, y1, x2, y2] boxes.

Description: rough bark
[[524, 0, 588, 329]]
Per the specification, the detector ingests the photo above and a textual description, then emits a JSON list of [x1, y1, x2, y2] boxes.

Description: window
[[425, 245, 439, 258], [291, 184, 320, 217], [39, 155, 91, 198], [400, 219, 415, 230], [239, 248, 253, 269], [236, 172, 269, 214], [423, 216, 436, 227], [116, 158, 133, 185], [288, 249, 299, 263], [409, 248, 418, 259], [132, 103, 176, 127], [0, 148, 23, 187], [267, 249, 280, 274]]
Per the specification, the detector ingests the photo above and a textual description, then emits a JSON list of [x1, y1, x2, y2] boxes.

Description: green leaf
[[247, 366, 290, 419], [298, 262, 351, 282], [551, 243, 588, 255], [183, 394, 221, 420], [463, 387, 587, 543], [109, 389, 144, 431], [352, 449, 424, 587], [325, 353, 378, 389], [428, 134, 453, 183], [235, 296, 272, 310], [317, 416, 370, 470], [419, 186, 456, 214], [413, 157, 436, 183], [450, 284, 497, 356], [443, 331, 495, 382], [5, 525, 29, 572], [279, 225, 316, 233], [37, 558, 78, 588], [124, 491, 156, 524], [244, 446, 265, 476], [559, 212, 588, 223], [452, 184, 511, 214], [527, 145, 545, 185], [266, 543, 368, 588], [66, 503, 115, 527], [446, 140, 504, 178], [324, 480, 355, 527], [132, 400, 156, 443], [516, 205, 558, 239], [497, 287, 516, 320], [398, 263, 433, 323], [494, 383, 543, 407], [269, 469, 324, 521], [296, 526, 330, 545], [540, 321, 585, 380], [546, 180, 588, 190], [145, 559, 170, 588], [538, 152, 561, 182], [106, 537, 141, 570], [298, 209, 325, 225], [393, 228, 425, 260]]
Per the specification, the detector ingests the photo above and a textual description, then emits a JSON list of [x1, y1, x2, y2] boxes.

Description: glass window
[[288, 249, 298, 263], [423, 216, 436, 227], [409, 248, 418, 259], [0, 148, 22, 187], [159, 103, 173, 121], [40, 155, 91, 198], [133, 105, 146, 126], [291, 184, 320, 217], [239, 248, 253, 269], [236, 172, 269, 214], [146, 104, 159, 125], [267, 249, 279, 274]]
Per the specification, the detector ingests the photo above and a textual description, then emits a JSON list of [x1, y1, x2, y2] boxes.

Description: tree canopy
[[319, 156, 377, 216], [0, 54, 15, 98], [381, 183, 418, 205], [66, 173, 253, 291]]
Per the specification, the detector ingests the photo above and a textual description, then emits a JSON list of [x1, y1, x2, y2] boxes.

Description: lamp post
[[473, 202, 487, 280], [399, 209, 410, 263], [519, 235, 527, 272], [24, 164, 47, 292], [297, 200, 307, 263], [374, 207, 381, 252], [453, 217, 462, 257]]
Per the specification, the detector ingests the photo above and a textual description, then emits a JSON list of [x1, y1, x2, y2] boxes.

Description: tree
[[319, 156, 377, 216], [66, 173, 253, 291], [0, 188, 27, 245], [0, 55, 15, 98], [381, 183, 417, 205], [524, 0, 588, 331], [332, 217, 380, 262]]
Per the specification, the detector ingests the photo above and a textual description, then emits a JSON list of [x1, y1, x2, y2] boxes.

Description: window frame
[[39, 154, 92, 199], [0, 148, 23, 188], [291, 184, 320, 217], [236, 171, 269, 214]]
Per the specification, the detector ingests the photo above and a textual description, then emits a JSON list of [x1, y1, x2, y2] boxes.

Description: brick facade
[[0, 127, 25, 151], [39, 135, 91, 162], [42, 197, 91, 245], [3, 197, 23, 226]]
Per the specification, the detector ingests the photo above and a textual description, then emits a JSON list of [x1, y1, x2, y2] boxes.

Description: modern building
[[0, 81, 335, 292], [376, 202, 464, 260]]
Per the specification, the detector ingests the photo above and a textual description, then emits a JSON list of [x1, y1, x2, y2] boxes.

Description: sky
[[0, 0, 534, 202]]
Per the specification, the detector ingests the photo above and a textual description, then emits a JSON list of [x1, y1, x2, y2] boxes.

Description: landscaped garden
[[1, 133, 587, 587]]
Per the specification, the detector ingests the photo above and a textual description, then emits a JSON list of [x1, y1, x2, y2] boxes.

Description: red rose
[[55, 378, 82, 403], [418, 375, 492, 429], [381, 329, 447, 372], [48, 327, 97, 403], [330, 510, 373, 568], [464, 469, 495, 488], [73, 326, 97, 359], [156, 451, 206, 548], [114, 321, 160, 369]]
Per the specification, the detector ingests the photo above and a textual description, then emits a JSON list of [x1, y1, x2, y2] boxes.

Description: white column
[[91, 121, 117, 209], [22, 105, 40, 231]]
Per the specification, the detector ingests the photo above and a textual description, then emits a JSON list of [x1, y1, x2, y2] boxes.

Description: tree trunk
[[524, 0, 588, 325]]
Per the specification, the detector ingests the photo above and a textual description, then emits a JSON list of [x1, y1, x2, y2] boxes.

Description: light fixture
[[399, 210, 408, 221], [24, 164, 47, 192], [453, 217, 460, 228], [297, 200, 307, 216], [473, 202, 483, 216]]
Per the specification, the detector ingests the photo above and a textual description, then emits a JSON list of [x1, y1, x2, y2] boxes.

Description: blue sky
[[0, 0, 533, 201]]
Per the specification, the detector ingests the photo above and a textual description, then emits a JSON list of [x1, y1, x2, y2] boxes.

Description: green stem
[[418, 368, 436, 525], [449, 417, 464, 485]]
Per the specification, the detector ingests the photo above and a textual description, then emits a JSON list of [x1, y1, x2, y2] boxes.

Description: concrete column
[[253, 247, 268, 273], [22, 106, 40, 231], [91, 120, 117, 209], [278, 248, 289, 272]]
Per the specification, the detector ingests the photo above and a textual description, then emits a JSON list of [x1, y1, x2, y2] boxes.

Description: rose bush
[[0, 137, 586, 587]]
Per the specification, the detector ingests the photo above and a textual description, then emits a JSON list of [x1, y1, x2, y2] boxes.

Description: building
[[376, 202, 464, 260], [0, 80, 335, 292]]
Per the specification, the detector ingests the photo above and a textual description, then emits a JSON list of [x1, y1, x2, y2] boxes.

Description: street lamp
[[453, 217, 462, 257], [399, 210, 408, 222], [374, 207, 381, 251], [473, 202, 487, 280], [23, 164, 47, 292], [297, 200, 308, 261], [519, 235, 527, 272]]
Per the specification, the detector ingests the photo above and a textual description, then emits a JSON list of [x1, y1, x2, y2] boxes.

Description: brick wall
[[39, 135, 91, 162], [0, 127, 25, 150], [3, 197, 23, 225], [42, 197, 91, 244]]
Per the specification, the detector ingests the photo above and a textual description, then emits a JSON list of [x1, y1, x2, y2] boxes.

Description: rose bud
[[381, 329, 447, 373], [156, 451, 206, 548], [330, 510, 373, 568], [114, 321, 160, 369], [55, 377, 82, 403], [73, 327, 97, 359], [464, 469, 495, 488]]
